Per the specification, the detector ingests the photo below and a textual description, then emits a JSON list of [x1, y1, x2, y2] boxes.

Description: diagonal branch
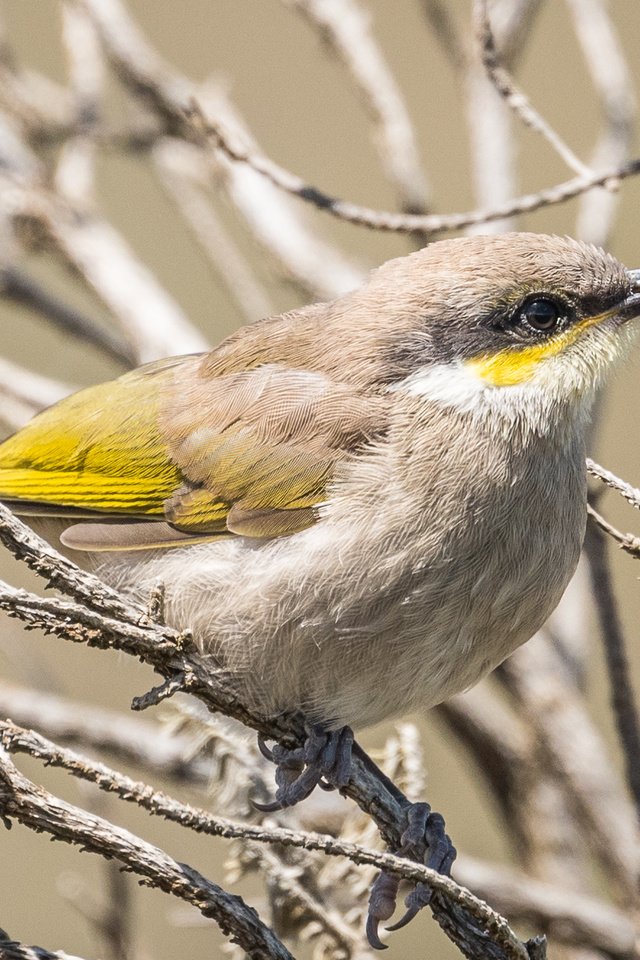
[[0, 720, 533, 960], [0, 742, 294, 960], [0, 267, 132, 367], [584, 515, 640, 818], [587, 458, 640, 510], [0, 928, 87, 960], [473, 0, 592, 178], [284, 0, 430, 213], [0, 504, 539, 960]]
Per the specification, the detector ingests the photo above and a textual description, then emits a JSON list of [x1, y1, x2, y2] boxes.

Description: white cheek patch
[[389, 362, 487, 412], [388, 357, 594, 441]]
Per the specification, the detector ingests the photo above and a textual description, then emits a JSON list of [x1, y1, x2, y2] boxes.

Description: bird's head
[[359, 233, 640, 437]]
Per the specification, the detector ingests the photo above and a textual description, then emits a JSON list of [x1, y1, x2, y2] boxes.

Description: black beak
[[619, 269, 640, 323]]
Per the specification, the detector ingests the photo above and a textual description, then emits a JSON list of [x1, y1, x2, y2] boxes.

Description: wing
[[0, 353, 386, 550]]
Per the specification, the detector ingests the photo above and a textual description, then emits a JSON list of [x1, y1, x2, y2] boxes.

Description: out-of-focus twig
[[19, 184, 210, 363], [565, 0, 637, 246], [453, 855, 637, 958], [57, 4, 103, 206], [77, 0, 364, 299], [285, 0, 429, 213], [0, 266, 133, 366], [0, 357, 71, 434], [584, 515, 640, 818], [419, 0, 466, 69], [501, 636, 640, 907], [464, 0, 518, 236], [153, 138, 274, 323], [0, 679, 214, 787], [474, 0, 592, 178]]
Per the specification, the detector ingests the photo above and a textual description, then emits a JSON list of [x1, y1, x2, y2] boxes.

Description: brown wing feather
[[45, 358, 387, 550], [160, 362, 387, 538]]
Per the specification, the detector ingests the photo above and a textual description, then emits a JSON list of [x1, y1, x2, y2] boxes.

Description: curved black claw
[[367, 869, 400, 950], [256, 735, 275, 762], [365, 802, 457, 947], [366, 912, 388, 951], [254, 724, 354, 811]]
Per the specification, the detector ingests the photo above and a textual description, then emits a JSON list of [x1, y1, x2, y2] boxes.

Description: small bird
[[1, 233, 639, 941]]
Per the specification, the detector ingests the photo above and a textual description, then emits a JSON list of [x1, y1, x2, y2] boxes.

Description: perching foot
[[254, 724, 354, 812], [367, 802, 456, 950]]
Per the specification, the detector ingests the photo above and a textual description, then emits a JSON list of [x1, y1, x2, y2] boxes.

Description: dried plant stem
[[584, 515, 640, 817], [190, 110, 640, 236], [0, 742, 294, 960], [0, 720, 532, 960], [474, 0, 592, 178], [587, 458, 640, 511]]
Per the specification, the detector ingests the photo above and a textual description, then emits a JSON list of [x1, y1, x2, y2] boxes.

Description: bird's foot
[[367, 802, 456, 950], [254, 724, 354, 811]]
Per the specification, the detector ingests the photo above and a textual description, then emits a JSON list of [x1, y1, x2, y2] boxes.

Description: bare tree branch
[[474, 0, 593, 178], [565, 0, 637, 246], [0, 720, 537, 960], [587, 458, 640, 511], [0, 267, 132, 367], [0, 358, 71, 434], [0, 928, 87, 960], [0, 680, 213, 787], [584, 515, 640, 818], [0, 504, 540, 960], [453, 855, 637, 958], [501, 636, 640, 907], [0, 742, 295, 960], [153, 138, 275, 323], [285, 0, 430, 213], [186, 106, 640, 236], [76, 0, 364, 299]]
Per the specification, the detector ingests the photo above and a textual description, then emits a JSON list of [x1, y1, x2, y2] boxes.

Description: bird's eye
[[515, 297, 562, 333]]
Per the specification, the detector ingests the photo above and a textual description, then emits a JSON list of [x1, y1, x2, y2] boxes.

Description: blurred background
[[1, 1, 640, 958]]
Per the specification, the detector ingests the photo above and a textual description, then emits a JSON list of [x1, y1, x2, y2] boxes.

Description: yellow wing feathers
[[0, 354, 382, 546], [0, 373, 180, 515]]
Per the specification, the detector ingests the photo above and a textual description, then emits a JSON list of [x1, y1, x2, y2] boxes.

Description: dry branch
[[0, 928, 87, 960], [0, 742, 294, 960], [0, 504, 541, 960], [0, 721, 536, 960]]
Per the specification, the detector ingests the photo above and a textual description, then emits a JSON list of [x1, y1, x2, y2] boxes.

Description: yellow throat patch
[[465, 310, 611, 387]]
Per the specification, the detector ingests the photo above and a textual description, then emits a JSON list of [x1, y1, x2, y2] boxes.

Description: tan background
[[1, 1, 640, 957]]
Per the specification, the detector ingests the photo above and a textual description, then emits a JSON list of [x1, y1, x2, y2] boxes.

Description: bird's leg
[[254, 724, 354, 811], [367, 802, 456, 950]]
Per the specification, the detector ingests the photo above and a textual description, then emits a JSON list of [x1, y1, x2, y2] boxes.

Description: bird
[[1, 232, 639, 944]]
